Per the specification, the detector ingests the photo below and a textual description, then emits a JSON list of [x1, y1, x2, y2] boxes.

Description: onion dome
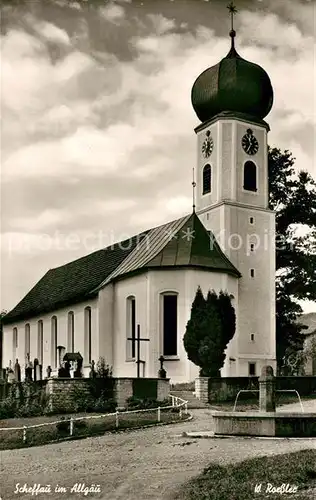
[[191, 29, 273, 123]]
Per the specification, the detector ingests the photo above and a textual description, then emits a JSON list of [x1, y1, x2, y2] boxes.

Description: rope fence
[[0, 395, 188, 445]]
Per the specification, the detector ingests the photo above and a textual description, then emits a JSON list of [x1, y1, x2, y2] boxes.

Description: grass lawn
[[175, 450, 316, 500], [0, 408, 188, 450]]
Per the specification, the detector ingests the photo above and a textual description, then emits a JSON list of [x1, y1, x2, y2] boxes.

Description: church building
[[2, 20, 276, 383]]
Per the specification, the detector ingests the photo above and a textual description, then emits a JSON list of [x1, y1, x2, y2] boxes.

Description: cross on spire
[[227, 2, 238, 49]]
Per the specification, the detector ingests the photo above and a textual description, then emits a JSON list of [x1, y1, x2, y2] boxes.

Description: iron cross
[[128, 324, 150, 378], [227, 2, 238, 31]]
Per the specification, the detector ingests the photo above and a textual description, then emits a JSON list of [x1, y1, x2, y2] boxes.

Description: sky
[[1, 0, 315, 314]]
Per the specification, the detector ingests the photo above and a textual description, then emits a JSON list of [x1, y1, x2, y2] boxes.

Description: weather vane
[[227, 2, 238, 47]]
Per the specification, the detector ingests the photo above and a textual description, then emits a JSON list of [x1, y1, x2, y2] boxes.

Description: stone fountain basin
[[213, 411, 316, 437]]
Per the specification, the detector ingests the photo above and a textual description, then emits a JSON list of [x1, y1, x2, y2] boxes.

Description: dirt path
[[1, 406, 315, 500]]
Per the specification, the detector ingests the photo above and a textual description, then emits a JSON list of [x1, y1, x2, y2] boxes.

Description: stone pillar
[[195, 377, 209, 403], [157, 379, 170, 401], [114, 379, 133, 408], [259, 365, 275, 412]]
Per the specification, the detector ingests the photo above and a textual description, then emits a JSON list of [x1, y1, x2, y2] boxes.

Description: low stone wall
[[46, 378, 91, 413], [47, 377, 170, 412], [195, 376, 316, 403]]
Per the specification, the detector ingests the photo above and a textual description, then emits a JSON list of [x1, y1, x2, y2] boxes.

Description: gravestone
[[35, 363, 42, 381], [158, 355, 167, 379], [57, 346, 66, 368], [7, 361, 15, 384], [25, 354, 33, 382], [64, 360, 71, 378], [14, 359, 21, 382], [63, 353, 83, 378], [74, 358, 83, 378], [89, 360, 96, 378], [33, 358, 39, 381]]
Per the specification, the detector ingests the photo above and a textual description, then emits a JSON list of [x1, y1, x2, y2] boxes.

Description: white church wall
[[235, 121, 267, 208], [196, 121, 220, 211], [146, 268, 239, 383], [98, 283, 114, 368], [2, 298, 98, 379], [224, 204, 276, 375], [112, 273, 148, 378], [147, 269, 187, 382]]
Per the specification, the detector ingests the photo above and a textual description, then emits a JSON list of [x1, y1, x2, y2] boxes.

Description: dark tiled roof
[[3, 213, 240, 324], [145, 212, 241, 276], [3, 234, 147, 324]]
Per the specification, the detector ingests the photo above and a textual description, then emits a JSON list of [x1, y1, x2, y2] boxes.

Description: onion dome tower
[[191, 3, 277, 379], [191, 3, 273, 124]]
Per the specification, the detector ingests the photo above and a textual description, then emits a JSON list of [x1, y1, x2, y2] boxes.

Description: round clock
[[202, 130, 214, 158], [242, 129, 259, 155]]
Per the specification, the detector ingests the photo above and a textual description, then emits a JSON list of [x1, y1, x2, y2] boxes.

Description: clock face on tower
[[242, 129, 259, 155], [202, 130, 214, 158]]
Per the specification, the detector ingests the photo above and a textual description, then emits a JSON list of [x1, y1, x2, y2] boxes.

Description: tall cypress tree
[[183, 286, 207, 369], [183, 288, 236, 376]]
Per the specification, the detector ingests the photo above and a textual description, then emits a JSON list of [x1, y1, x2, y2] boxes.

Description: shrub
[[126, 397, 169, 410], [96, 357, 113, 378]]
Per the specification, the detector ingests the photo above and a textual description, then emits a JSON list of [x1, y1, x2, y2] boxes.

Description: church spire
[[227, 1, 238, 52]]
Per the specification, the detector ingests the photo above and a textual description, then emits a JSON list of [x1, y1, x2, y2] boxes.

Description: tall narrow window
[[202, 164, 211, 195], [126, 296, 136, 359], [51, 316, 57, 368], [13, 327, 18, 360], [25, 323, 30, 359], [67, 311, 74, 352], [37, 320, 43, 365], [162, 293, 178, 356], [243, 161, 257, 192], [249, 362, 256, 376], [84, 307, 92, 364]]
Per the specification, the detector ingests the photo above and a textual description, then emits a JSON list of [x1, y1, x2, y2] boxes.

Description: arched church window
[[202, 164, 212, 195], [84, 307, 92, 364], [51, 316, 57, 368], [67, 311, 74, 353], [126, 296, 136, 360], [25, 323, 30, 359], [161, 292, 178, 356], [37, 320, 43, 365], [13, 327, 18, 360], [243, 161, 257, 192]]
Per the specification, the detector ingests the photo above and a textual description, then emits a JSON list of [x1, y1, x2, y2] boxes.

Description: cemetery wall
[[47, 377, 170, 412], [198, 376, 316, 403]]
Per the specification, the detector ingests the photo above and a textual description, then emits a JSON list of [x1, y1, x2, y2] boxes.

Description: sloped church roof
[[3, 213, 240, 324]]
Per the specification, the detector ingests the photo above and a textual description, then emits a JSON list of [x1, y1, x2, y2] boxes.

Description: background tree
[[183, 288, 236, 377], [268, 147, 316, 373]]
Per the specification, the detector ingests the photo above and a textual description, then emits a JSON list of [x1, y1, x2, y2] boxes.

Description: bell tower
[[191, 2, 276, 376]]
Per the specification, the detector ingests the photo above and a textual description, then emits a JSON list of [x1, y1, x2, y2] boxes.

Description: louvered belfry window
[[243, 161, 257, 191], [202, 164, 211, 195]]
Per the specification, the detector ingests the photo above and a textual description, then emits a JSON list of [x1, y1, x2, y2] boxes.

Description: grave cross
[[128, 324, 150, 378]]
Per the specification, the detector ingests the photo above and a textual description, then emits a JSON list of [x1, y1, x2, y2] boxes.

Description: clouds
[[99, 3, 126, 23], [1, 0, 315, 313]]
